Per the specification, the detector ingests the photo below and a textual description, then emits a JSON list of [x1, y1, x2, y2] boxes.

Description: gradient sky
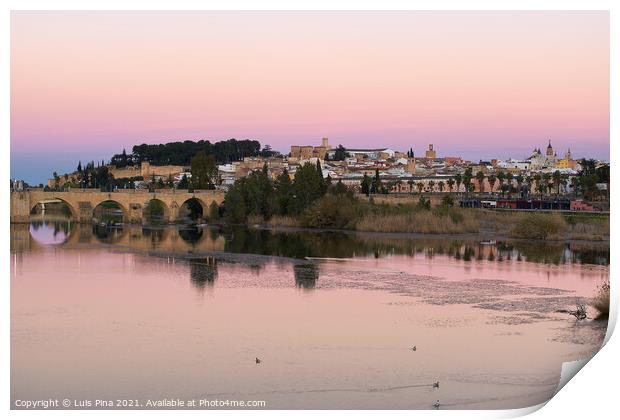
[[11, 11, 609, 184]]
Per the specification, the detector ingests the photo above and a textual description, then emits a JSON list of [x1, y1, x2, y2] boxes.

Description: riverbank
[[236, 206, 609, 242]]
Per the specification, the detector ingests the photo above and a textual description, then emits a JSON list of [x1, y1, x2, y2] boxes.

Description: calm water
[[11, 220, 609, 409]]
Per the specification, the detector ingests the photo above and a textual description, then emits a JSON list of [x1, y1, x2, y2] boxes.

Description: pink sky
[[11, 11, 609, 183]]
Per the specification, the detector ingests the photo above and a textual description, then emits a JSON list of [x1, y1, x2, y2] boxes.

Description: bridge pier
[[10, 191, 32, 223], [77, 201, 93, 223]]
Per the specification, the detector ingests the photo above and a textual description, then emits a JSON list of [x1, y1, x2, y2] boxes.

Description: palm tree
[[462, 168, 473, 195], [552, 170, 562, 196], [407, 179, 414, 194], [395, 179, 403, 193], [497, 171, 505, 192], [475, 171, 485, 193], [487, 174, 497, 193], [515, 174, 524, 194], [438, 181, 445, 193], [505, 173, 514, 197], [560, 173, 569, 196], [525, 175, 533, 196], [542, 173, 552, 196], [416, 182, 424, 194], [533, 173, 542, 198], [428, 180, 435, 193], [447, 178, 455, 193], [454, 173, 462, 193]]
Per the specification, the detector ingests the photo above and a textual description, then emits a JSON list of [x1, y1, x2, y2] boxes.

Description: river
[[10, 219, 609, 409]]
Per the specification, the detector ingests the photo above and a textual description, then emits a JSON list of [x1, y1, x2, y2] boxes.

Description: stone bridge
[[10, 188, 225, 224]]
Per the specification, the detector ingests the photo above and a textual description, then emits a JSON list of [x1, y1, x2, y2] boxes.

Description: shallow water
[[11, 221, 608, 409]]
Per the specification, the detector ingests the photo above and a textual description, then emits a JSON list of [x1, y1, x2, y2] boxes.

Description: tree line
[[110, 139, 265, 167]]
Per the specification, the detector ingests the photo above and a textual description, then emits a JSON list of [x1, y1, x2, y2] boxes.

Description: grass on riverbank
[[356, 208, 480, 234], [243, 194, 608, 240], [475, 210, 608, 241]]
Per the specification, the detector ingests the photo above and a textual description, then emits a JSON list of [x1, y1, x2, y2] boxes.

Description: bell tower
[[546, 140, 554, 157]]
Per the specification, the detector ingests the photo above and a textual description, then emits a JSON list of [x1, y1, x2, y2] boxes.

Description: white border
[[3, 1, 617, 420]]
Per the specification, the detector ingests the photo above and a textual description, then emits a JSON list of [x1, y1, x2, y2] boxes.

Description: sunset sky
[[11, 11, 609, 184]]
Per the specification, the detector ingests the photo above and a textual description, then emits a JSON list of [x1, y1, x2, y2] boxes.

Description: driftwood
[[557, 304, 587, 320], [568, 304, 587, 320]]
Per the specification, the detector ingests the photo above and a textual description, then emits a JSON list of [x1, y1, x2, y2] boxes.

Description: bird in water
[[433, 400, 440, 409], [433, 381, 440, 389], [411, 346, 417, 351], [255, 357, 261, 364]]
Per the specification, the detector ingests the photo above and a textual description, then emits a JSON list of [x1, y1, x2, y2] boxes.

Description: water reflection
[[11, 219, 609, 409], [188, 257, 218, 289], [28, 220, 72, 245], [92, 224, 124, 244], [142, 226, 168, 243], [294, 264, 319, 289], [16, 220, 610, 267], [179, 226, 203, 244]]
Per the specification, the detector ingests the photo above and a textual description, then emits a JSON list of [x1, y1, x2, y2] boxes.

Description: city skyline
[[11, 11, 609, 183]]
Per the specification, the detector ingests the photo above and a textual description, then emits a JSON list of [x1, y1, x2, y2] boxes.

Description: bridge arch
[[92, 200, 128, 224], [29, 197, 78, 221], [178, 197, 208, 223], [143, 198, 171, 224]]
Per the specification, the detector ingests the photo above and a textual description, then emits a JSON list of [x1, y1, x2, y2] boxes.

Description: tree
[[515, 174, 524, 192], [542, 173, 552, 196], [497, 171, 505, 189], [552, 170, 562, 196], [428, 180, 435, 193], [416, 182, 424, 194], [371, 169, 382, 194], [77, 161, 82, 172], [260, 144, 278, 158], [177, 174, 189, 189], [454, 173, 463, 193], [291, 162, 327, 214], [533, 173, 542, 198], [274, 169, 293, 215], [333, 144, 348, 161], [329, 180, 349, 196], [407, 179, 415, 194], [208, 201, 220, 222], [560, 173, 570, 195], [191, 151, 218, 190], [438, 181, 445, 193], [361, 174, 371, 196], [475, 171, 485, 193], [223, 167, 275, 221], [525, 175, 533, 196], [316, 160, 324, 181], [447, 178, 455, 193], [462, 168, 473, 194], [487, 174, 496, 193], [223, 185, 247, 223], [505, 173, 514, 191], [441, 195, 454, 207]]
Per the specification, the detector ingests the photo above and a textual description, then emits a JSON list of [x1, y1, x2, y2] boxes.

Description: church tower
[[546, 140, 554, 157]]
